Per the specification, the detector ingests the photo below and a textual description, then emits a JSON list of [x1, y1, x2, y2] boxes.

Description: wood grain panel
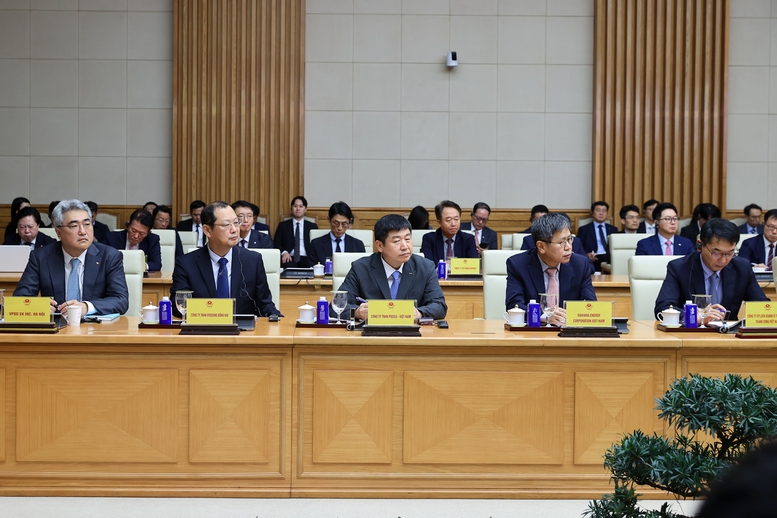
[[593, 0, 729, 217], [0, 369, 4, 462], [17, 369, 178, 462]]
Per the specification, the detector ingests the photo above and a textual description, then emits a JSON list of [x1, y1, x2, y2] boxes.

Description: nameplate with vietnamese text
[[449, 257, 480, 275], [565, 301, 613, 327], [5, 296, 51, 323], [367, 299, 415, 326], [745, 301, 777, 327], [186, 298, 235, 325]]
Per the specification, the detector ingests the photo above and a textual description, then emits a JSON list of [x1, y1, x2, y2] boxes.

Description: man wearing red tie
[[460, 202, 498, 255], [738, 208, 777, 271], [635, 202, 694, 257]]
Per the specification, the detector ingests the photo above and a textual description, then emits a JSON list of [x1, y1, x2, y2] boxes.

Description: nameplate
[[450, 258, 480, 275], [367, 300, 415, 326], [744, 301, 777, 327], [565, 301, 613, 327], [187, 298, 235, 325], [4, 296, 50, 323]]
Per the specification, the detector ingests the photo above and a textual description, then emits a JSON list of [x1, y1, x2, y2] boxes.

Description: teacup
[[140, 304, 159, 324], [313, 263, 325, 277], [504, 306, 526, 327], [298, 302, 315, 323], [657, 306, 681, 327]]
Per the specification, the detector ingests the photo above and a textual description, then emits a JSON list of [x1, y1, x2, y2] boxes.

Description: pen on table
[[356, 297, 367, 304]]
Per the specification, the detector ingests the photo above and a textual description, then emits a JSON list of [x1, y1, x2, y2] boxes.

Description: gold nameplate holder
[[181, 298, 239, 335], [449, 258, 480, 275], [364, 299, 420, 336], [559, 300, 619, 338]]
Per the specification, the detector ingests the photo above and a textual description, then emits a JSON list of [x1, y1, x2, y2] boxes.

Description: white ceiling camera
[[447, 51, 458, 68]]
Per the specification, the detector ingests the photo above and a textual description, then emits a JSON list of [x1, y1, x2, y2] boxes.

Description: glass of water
[[175, 290, 193, 323], [331, 291, 348, 323], [539, 293, 558, 327]]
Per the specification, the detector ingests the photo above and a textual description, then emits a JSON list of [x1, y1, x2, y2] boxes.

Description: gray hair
[[51, 199, 91, 228], [530, 212, 571, 244]]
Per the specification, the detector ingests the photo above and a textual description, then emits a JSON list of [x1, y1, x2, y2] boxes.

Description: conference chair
[[737, 233, 758, 251], [511, 233, 531, 251], [604, 233, 643, 276], [151, 229, 176, 273], [95, 212, 118, 231], [247, 248, 281, 309], [332, 252, 370, 291], [119, 249, 145, 317], [309, 229, 374, 253], [729, 217, 746, 228], [38, 227, 58, 240], [628, 255, 682, 321], [482, 249, 525, 320], [678, 217, 692, 232], [411, 229, 435, 254], [179, 231, 197, 248], [501, 234, 513, 250], [282, 215, 317, 224]]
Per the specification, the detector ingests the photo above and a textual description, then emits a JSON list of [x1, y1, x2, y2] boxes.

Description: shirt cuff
[[85, 302, 96, 315]]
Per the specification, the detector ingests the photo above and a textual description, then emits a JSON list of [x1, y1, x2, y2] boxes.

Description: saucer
[[297, 319, 315, 324], [141, 320, 159, 325], [506, 322, 526, 327], [661, 323, 681, 328]]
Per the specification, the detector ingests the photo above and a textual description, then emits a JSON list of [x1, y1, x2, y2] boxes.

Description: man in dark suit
[[176, 200, 207, 247], [520, 204, 548, 233], [636, 199, 658, 235], [3, 206, 56, 249], [460, 202, 498, 254], [338, 214, 447, 322], [170, 201, 281, 317], [85, 201, 110, 244], [738, 208, 777, 269], [739, 203, 764, 235], [232, 200, 274, 249], [308, 201, 366, 265], [273, 196, 318, 268], [577, 201, 618, 272], [248, 202, 271, 236], [420, 200, 478, 263], [618, 204, 641, 234], [680, 203, 721, 242], [105, 209, 163, 272], [14, 199, 129, 317], [506, 212, 596, 326], [520, 212, 595, 275], [636, 202, 694, 256], [152, 205, 184, 258], [655, 218, 768, 321]]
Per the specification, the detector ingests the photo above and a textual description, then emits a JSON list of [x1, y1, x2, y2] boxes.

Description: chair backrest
[[179, 231, 197, 247], [332, 252, 370, 291], [38, 227, 58, 240], [737, 232, 758, 251], [501, 233, 513, 250], [247, 248, 281, 308], [577, 216, 592, 232], [309, 229, 374, 253], [151, 229, 176, 273], [728, 217, 746, 227], [678, 217, 692, 233], [412, 229, 435, 254], [95, 212, 117, 231], [607, 233, 643, 275], [482, 249, 526, 320], [256, 216, 267, 224], [118, 249, 144, 317], [628, 255, 682, 320], [511, 233, 531, 251]]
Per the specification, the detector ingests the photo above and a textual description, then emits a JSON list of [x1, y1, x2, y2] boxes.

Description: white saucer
[[506, 323, 526, 327], [141, 320, 159, 325], [297, 319, 315, 324], [754, 268, 768, 273], [661, 323, 681, 328]]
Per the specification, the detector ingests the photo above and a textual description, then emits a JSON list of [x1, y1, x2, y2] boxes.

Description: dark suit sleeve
[[335, 262, 366, 316], [505, 255, 530, 311], [174, 231, 184, 258], [415, 259, 447, 319], [420, 233, 434, 262], [520, 236, 531, 251], [635, 238, 649, 256], [353, 237, 366, 253], [485, 229, 498, 251], [462, 233, 478, 258], [579, 262, 597, 300], [737, 238, 758, 264], [89, 249, 130, 315], [13, 250, 44, 297], [145, 234, 162, 272], [654, 261, 683, 318], [251, 253, 281, 317], [257, 232, 274, 249], [308, 237, 322, 265]]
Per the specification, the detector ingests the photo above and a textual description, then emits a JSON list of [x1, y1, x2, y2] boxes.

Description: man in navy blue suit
[[506, 212, 596, 327], [176, 200, 207, 247], [739, 203, 764, 235], [420, 200, 478, 264], [232, 200, 274, 249], [273, 196, 318, 268], [577, 201, 618, 272], [738, 208, 777, 270], [3, 206, 56, 249], [520, 212, 595, 276], [308, 201, 366, 265], [635, 202, 694, 256], [170, 201, 281, 317], [637, 199, 658, 235], [460, 202, 498, 255], [85, 201, 110, 244], [248, 202, 271, 236], [105, 209, 162, 272], [14, 199, 129, 317], [152, 205, 184, 258], [654, 219, 768, 321]]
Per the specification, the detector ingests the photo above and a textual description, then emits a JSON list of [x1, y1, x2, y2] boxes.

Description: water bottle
[[316, 296, 329, 325], [159, 296, 172, 325], [527, 299, 542, 327], [437, 259, 447, 280], [684, 300, 698, 328], [325, 257, 333, 275]]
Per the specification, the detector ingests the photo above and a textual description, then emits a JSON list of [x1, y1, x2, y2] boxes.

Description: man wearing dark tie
[[635, 202, 694, 256], [577, 201, 618, 272], [232, 200, 274, 249], [273, 196, 318, 268], [308, 201, 366, 265], [337, 214, 447, 322], [104, 209, 163, 271], [738, 208, 777, 270], [618, 204, 641, 234], [680, 203, 721, 242], [739, 203, 764, 235], [176, 200, 207, 247], [3, 207, 56, 249], [420, 200, 478, 263], [460, 202, 498, 255], [637, 199, 658, 235], [85, 201, 110, 244]]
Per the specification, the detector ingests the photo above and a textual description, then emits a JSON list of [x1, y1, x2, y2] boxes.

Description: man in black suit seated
[[655, 218, 768, 322], [460, 202, 498, 255], [14, 199, 129, 317], [170, 201, 281, 317], [85, 201, 110, 244], [338, 214, 447, 322], [105, 209, 162, 272], [637, 199, 658, 235], [680, 202, 721, 242], [577, 200, 618, 272], [152, 205, 184, 258], [3, 206, 56, 249], [618, 204, 641, 234], [738, 208, 777, 270], [308, 201, 366, 265], [273, 196, 318, 268], [232, 200, 274, 249], [248, 202, 271, 236], [43, 200, 59, 228], [739, 203, 764, 235], [520, 204, 548, 233], [506, 212, 596, 327], [420, 200, 478, 263], [176, 200, 207, 247]]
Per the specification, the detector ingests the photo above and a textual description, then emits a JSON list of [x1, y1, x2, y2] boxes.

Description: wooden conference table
[[0, 318, 775, 499]]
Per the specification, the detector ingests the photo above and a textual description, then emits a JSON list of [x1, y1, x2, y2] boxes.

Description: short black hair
[[249, 202, 260, 218], [153, 205, 173, 218], [694, 203, 721, 221], [619, 204, 640, 219], [434, 200, 462, 220], [407, 206, 429, 229], [764, 208, 777, 223], [374, 214, 412, 243], [48, 200, 60, 214], [652, 202, 678, 222], [231, 200, 252, 212], [189, 200, 206, 212], [642, 199, 659, 210], [85, 201, 98, 213], [15, 206, 43, 227], [530, 204, 549, 221], [10, 197, 30, 217], [328, 201, 354, 221], [472, 202, 491, 214], [699, 218, 739, 246], [143, 201, 157, 210], [128, 209, 154, 229], [291, 196, 308, 208], [745, 203, 763, 217], [201, 201, 231, 227], [591, 201, 609, 212]]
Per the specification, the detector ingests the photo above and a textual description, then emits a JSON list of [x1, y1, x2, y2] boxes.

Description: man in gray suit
[[337, 214, 447, 322]]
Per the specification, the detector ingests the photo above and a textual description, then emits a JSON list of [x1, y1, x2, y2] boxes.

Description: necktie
[[598, 224, 607, 253], [390, 270, 400, 300], [664, 239, 672, 256], [475, 229, 480, 244], [240, 238, 247, 249], [67, 258, 81, 301], [446, 238, 453, 258], [768, 244, 774, 272], [335, 237, 342, 253], [752, 228, 757, 234], [194, 224, 201, 246], [708, 273, 721, 306], [546, 267, 559, 297], [216, 257, 229, 298], [293, 222, 301, 262]]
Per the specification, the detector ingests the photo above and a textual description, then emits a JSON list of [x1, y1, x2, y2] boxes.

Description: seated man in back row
[[105, 209, 162, 271], [308, 201, 365, 265], [635, 202, 694, 256], [337, 214, 447, 323], [420, 200, 478, 264]]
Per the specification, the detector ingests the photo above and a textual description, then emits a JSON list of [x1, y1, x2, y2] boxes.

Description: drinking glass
[[539, 293, 558, 327], [331, 291, 348, 324], [692, 294, 712, 328], [175, 290, 193, 323]]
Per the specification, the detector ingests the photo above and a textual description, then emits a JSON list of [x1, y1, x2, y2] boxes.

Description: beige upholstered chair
[[412, 229, 435, 254], [501, 233, 513, 250], [38, 227, 58, 240], [151, 229, 176, 273], [118, 249, 144, 317], [678, 217, 693, 233], [179, 231, 197, 248], [606, 233, 644, 275], [511, 233, 531, 251], [332, 252, 370, 291], [728, 217, 746, 228], [95, 212, 118, 231], [737, 233, 758, 251], [628, 255, 682, 321], [247, 248, 281, 308], [482, 249, 526, 320], [309, 229, 374, 253]]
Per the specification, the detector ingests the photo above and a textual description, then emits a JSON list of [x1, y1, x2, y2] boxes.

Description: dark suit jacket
[[308, 233, 366, 265], [420, 229, 478, 264], [176, 220, 207, 247], [654, 252, 768, 319], [578, 221, 618, 254], [337, 253, 447, 320], [92, 221, 110, 244], [460, 222, 498, 250], [636, 221, 654, 234], [239, 229, 274, 249], [3, 232, 56, 249], [273, 218, 318, 267], [170, 245, 280, 317], [14, 242, 129, 315], [680, 222, 701, 242], [520, 235, 595, 276], [635, 234, 695, 256], [253, 221, 271, 235], [737, 235, 776, 265], [105, 230, 162, 272], [739, 223, 764, 235], [506, 249, 596, 311]]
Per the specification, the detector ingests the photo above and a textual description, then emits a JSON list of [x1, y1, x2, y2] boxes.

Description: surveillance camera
[[447, 51, 458, 68]]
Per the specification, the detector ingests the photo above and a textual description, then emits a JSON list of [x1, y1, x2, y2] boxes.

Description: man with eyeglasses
[[618, 204, 641, 234], [460, 202, 498, 255], [420, 200, 478, 264], [308, 201, 366, 266], [171, 201, 281, 317], [739, 203, 764, 235], [231, 200, 274, 250], [105, 209, 162, 272], [14, 199, 129, 317], [3, 206, 56, 249], [738, 208, 777, 270], [506, 212, 596, 326], [152, 205, 185, 258], [635, 202, 694, 256], [655, 218, 768, 321]]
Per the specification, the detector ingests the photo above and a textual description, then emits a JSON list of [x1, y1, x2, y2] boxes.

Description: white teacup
[[67, 304, 82, 327], [657, 306, 681, 326], [313, 263, 325, 277], [140, 304, 159, 324], [298, 302, 315, 323], [504, 306, 526, 327]]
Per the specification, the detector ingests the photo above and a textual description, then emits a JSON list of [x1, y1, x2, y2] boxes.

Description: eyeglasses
[[704, 245, 736, 259], [623, 215, 641, 221], [331, 220, 350, 228], [212, 221, 240, 229], [472, 215, 489, 223], [765, 224, 777, 232], [541, 234, 576, 247], [58, 221, 92, 231], [237, 214, 254, 222], [660, 217, 680, 223]]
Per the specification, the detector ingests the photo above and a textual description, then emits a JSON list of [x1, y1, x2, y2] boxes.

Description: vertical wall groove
[[593, 0, 728, 217], [173, 0, 305, 230]]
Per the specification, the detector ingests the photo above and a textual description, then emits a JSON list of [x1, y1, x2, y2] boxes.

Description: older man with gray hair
[[505, 212, 596, 326]]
